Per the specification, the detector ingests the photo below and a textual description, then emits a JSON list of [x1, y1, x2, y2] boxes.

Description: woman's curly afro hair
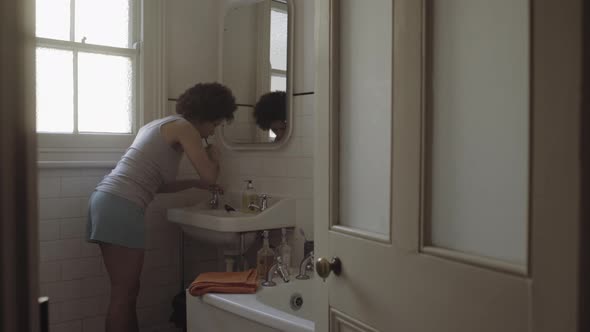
[[176, 82, 237, 122], [253, 91, 286, 130]]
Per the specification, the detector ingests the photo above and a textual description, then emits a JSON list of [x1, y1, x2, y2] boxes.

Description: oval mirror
[[218, 0, 293, 150]]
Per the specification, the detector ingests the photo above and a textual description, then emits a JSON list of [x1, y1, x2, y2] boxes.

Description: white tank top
[[95, 115, 185, 208]]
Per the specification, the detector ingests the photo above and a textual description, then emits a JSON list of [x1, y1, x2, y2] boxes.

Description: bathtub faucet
[[295, 251, 314, 280], [262, 256, 290, 287]]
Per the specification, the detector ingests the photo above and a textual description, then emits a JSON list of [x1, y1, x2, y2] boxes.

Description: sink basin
[[167, 192, 295, 249]]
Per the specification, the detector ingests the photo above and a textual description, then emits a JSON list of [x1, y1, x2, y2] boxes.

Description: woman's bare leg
[[100, 243, 145, 332]]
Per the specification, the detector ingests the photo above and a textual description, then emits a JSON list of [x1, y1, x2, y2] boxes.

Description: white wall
[[222, 5, 260, 143], [222, 4, 258, 104], [166, 0, 220, 98]]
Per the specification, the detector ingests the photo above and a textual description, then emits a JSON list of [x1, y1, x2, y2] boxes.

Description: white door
[[312, 1, 583, 331]]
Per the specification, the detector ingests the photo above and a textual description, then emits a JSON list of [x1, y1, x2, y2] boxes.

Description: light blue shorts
[[86, 191, 146, 249]]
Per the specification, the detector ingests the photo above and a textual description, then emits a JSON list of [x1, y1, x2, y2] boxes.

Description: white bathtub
[[186, 277, 315, 332]]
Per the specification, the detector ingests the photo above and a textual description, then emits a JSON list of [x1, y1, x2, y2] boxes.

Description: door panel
[[337, 0, 392, 237], [330, 308, 379, 332], [427, 0, 529, 266], [314, 0, 582, 331]]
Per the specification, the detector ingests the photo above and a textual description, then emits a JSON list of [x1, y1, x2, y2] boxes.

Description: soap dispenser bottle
[[241, 180, 258, 213], [276, 228, 291, 274], [256, 230, 275, 279]]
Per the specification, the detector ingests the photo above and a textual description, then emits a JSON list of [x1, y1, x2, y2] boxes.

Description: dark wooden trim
[[531, 0, 582, 329], [0, 0, 39, 331], [293, 91, 314, 96], [581, 0, 590, 330]]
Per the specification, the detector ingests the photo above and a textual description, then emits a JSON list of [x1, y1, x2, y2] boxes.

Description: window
[[35, 0, 139, 136], [269, 2, 288, 92], [268, 0, 288, 140]]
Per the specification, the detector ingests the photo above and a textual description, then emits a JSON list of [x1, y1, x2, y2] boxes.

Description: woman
[[86, 82, 236, 332], [253, 90, 287, 142]]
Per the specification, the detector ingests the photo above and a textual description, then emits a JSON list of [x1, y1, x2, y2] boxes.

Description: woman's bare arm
[[157, 179, 214, 193], [169, 120, 220, 185]]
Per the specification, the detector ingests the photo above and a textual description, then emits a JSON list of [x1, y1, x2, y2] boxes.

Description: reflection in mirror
[[220, 0, 291, 146], [254, 91, 286, 142]]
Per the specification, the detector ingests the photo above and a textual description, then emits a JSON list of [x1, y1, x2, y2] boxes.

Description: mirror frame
[[217, 0, 295, 151]]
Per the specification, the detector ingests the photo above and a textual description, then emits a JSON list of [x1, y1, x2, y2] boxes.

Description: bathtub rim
[[186, 289, 314, 332]]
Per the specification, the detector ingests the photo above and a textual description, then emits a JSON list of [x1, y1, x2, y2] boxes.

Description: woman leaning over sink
[[86, 82, 236, 332]]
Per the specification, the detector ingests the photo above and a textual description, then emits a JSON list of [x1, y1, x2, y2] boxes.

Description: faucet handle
[[274, 256, 291, 282], [306, 252, 315, 271], [258, 194, 271, 210]]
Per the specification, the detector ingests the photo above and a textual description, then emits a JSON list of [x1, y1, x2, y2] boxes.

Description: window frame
[[254, 0, 289, 142], [35, 0, 142, 151], [269, 1, 288, 91]]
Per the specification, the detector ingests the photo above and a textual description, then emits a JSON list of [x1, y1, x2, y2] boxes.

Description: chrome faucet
[[262, 256, 290, 287], [248, 194, 270, 212], [295, 251, 314, 280], [209, 188, 221, 209]]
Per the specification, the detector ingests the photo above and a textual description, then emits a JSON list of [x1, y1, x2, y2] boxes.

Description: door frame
[[530, 0, 582, 329], [580, 0, 590, 330], [0, 0, 39, 331]]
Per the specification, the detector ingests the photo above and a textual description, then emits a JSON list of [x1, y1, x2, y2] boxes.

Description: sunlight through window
[[35, 0, 137, 135]]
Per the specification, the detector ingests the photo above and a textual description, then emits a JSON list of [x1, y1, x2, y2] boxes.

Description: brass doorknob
[[315, 257, 342, 281]]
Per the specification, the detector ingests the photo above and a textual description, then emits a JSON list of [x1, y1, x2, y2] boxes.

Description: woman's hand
[[157, 180, 225, 194], [206, 144, 221, 164], [205, 183, 224, 194], [173, 120, 220, 185]]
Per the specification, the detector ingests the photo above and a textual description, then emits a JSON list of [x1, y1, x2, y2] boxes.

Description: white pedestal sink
[[167, 192, 296, 252]]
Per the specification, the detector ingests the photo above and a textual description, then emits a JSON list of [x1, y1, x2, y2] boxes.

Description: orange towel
[[188, 268, 258, 296]]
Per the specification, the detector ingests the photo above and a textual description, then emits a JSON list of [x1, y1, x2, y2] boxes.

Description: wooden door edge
[[580, 0, 590, 330]]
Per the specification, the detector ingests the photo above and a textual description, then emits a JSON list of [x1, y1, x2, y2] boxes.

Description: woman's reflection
[[253, 91, 286, 142]]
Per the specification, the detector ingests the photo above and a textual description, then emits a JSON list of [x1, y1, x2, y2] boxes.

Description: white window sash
[[37, 0, 167, 164], [36, 37, 139, 134], [36, 38, 139, 58]]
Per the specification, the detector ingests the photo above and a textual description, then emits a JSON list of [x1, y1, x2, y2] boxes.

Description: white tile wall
[[60, 257, 101, 280], [60, 177, 104, 197], [82, 316, 105, 332], [286, 158, 314, 178], [38, 177, 61, 197], [39, 221, 60, 241], [38, 167, 184, 332], [59, 218, 86, 239], [40, 261, 61, 282], [51, 320, 82, 332]]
